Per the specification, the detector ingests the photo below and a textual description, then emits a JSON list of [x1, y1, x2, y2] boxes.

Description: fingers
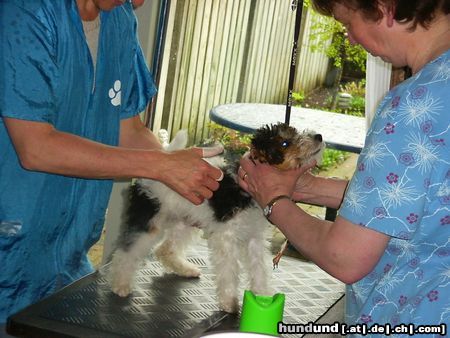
[[182, 168, 219, 204], [191, 144, 225, 158], [202, 175, 220, 193], [237, 163, 252, 193], [209, 162, 224, 182], [165, 149, 223, 205], [186, 192, 204, 206], [200, 144, 225, 158], [237, 165, 248, 181], [178, 177, 217, 205], [189, 148, 224, 181]]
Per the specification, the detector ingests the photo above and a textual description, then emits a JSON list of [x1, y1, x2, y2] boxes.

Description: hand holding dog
[[238, 152, 316, 208], [158, 147, 223, 205]]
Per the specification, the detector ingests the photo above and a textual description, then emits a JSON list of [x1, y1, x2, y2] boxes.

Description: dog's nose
[[314, 134, 323, 142]]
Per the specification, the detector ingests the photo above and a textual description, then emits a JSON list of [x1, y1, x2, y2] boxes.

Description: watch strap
[[263, 195, 291, 224]]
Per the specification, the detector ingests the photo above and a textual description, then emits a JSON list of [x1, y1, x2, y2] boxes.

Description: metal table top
[[7, 243, 344, 338], [210, 103, 366, 153]]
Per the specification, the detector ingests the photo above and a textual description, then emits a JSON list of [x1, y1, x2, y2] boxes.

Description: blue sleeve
[[338, 78, 444, 239], [0, 2, 58, 123], [120, 11, 157, 120]]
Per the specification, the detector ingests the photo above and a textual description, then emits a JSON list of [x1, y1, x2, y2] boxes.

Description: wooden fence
[[151, 0, 331, 144]]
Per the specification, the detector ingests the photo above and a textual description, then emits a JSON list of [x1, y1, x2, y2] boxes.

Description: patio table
[[209, 103, 366, 154]]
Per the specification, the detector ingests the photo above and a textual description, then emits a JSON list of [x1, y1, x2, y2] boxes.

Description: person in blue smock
[[238, 0, 450, 334], [0, 0, 223, 330]]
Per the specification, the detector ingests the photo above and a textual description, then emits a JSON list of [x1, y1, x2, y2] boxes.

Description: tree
[[307, 10, 367, 109]]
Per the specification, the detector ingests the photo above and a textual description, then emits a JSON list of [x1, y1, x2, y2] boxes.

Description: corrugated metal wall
[[152, 0, 331, 143]]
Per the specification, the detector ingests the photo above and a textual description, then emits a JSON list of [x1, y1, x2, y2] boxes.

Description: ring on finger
[[242, 172, 249, 180], [238, 166, 246, 179]]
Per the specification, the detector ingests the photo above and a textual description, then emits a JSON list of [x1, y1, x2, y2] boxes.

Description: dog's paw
[[111, 284, 132, 297], [175, 264, 201, 278], [219, 298, 239, 314]]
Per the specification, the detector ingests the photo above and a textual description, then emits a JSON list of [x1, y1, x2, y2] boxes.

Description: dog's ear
[[250, 124, 285, 165]]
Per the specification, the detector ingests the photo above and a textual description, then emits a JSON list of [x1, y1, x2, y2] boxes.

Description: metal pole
[[285, 0, 304, 125]]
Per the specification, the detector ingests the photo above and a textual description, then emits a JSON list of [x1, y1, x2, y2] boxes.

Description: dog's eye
[[281, 140, 289, 147]]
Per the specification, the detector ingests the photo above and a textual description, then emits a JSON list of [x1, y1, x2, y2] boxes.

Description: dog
[[108, 123, 324, 313]]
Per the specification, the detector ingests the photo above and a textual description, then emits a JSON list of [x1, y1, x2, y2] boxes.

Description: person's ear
[[381, 3, 395, 27]]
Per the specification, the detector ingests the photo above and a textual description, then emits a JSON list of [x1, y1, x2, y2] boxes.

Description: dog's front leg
[[241, 234, 271, 296], [207, 226, 241, 313]]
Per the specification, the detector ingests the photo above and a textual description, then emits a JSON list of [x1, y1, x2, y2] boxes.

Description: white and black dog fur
[[109, 123, 324, 313]]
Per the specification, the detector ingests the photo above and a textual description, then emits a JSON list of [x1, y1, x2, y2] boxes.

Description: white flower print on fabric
[[343, 177, 367, 215], [430, 56, 450, 81], [405, 132, 439, 174], [360, 141, 391, 170], [380, 179, 417, 210], [398, 89, 442, 128]]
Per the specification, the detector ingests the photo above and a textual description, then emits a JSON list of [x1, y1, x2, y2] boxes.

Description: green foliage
[[336, 80, 366, 116], [349, 96, 366, 115], [316, 148, 349, 172], [340, 80, 366, 97], [207, 123, 251, 155], [292, 91, 305, 105], [308, 11, 367, 72]]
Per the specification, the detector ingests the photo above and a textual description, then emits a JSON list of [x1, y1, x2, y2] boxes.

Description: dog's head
[[250, 123, 325, 170]]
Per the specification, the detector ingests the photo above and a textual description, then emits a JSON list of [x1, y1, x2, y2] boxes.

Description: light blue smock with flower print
[[0, 0, 156, 323], [339, 49, 450, 336]]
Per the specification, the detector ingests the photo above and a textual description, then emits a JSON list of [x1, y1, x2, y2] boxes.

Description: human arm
[[4, 116, 222, 205], [267, 201, 389, 284], [292, 172, 349, 209], [119, 114, 163, 150], [238, 155, 389, 284]]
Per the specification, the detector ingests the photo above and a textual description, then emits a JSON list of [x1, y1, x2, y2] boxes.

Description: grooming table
[[7, 243, 344, 338]]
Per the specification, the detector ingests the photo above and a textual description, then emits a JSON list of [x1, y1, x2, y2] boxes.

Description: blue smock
[[0, 0, 156, 323], [340, 49, 450, 333]]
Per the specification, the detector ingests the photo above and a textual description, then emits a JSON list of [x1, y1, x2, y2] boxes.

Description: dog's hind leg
[[207, 224, 241, 313], [154, 222, 201, 278], [109, 226, 164, 297]]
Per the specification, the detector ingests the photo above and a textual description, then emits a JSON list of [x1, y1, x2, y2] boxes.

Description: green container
[[239, 290, 285, 336]]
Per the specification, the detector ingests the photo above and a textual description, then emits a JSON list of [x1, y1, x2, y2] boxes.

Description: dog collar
[[263, 195, 292, 224]]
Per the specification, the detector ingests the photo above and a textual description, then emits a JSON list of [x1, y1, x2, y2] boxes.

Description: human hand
[[158, 148, 223, 205], [237, 152, 315, 208]]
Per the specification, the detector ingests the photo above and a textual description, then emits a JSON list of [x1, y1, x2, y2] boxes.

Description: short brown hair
[[311, 0, 450, 29]]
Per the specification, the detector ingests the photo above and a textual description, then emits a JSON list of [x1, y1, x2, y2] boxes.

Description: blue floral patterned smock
[[339, 49, 450, 336]]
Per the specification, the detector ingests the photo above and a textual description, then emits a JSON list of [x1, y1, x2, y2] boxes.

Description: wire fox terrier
[[108, 123, 324, 313]]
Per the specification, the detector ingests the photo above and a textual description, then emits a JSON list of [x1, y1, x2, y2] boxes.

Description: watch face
[[263, 206, 270, 216]]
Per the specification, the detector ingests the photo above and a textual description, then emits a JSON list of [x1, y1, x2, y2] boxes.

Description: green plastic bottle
[[239, 290, 285, 336]]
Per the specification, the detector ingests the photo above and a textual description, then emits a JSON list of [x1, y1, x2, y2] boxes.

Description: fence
[[151, 0, 331, 144]]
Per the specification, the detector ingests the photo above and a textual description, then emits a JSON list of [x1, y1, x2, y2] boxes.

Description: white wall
[[365, 55, 392, 130], [135, 0, 160, 70]]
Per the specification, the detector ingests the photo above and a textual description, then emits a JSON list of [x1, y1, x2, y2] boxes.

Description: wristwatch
[[263, 195, 291, 224]]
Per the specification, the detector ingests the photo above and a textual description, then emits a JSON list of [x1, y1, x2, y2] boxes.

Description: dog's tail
[[160, 129, 188, 151]]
